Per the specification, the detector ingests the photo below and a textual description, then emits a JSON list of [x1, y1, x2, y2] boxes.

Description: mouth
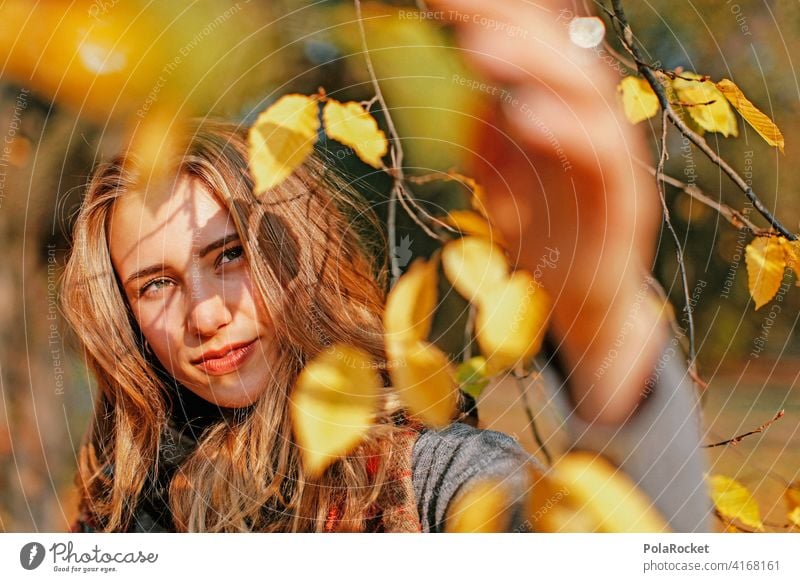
[[192, 339, 258, 376]]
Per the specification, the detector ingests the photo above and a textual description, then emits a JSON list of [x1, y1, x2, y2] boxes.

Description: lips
[[192, 339, 257, 375]]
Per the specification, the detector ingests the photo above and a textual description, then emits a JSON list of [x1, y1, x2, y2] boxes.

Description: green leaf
[[456, 356, 490, 399]]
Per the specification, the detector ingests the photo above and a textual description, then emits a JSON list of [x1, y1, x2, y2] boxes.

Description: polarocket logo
[[20, 542, 46, 570]]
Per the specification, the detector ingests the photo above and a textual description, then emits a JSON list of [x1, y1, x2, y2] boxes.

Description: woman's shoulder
[[410, 423, 538, 532]]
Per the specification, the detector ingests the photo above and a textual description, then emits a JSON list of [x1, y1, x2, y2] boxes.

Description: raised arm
[[429, 0, 668, 425]]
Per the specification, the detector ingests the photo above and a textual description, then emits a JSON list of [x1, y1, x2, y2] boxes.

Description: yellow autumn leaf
[[468, 180, 488, 217], [716, 79, 785, 153], [124, 108, 178, 186], [789, 507, 800, 528], [745, 236, 787, 309], [672, 74, 738, 137], [708, 475, 764, 531], [786, 483, 800, 527], [617, 76, 660, 124], [445, 480, 512, 532], [387, 339, 458, 428], [475, 271, 550, 373], [785, 482, 800, 508], [291, 344, 380, 478], [531, 452, 670, 532], [328, 3, 481, 169], [384, 256, 439, 346], [248, 94, 320, 193], [322, 99, 388, 168], [442, 209, 505, 245], [442, 236, 509, 307]]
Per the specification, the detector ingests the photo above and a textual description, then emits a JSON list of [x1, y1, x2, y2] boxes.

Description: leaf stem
[[513, 371, 553, 466]]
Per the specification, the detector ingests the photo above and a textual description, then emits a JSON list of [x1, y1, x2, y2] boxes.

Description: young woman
[[62, 0, 712, 533], [62, 121, 538, 532]]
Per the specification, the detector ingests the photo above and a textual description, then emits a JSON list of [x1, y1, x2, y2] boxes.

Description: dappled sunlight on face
[[108, 176, 277, 408]]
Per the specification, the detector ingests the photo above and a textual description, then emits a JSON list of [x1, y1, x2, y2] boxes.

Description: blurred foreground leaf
[[291, 344, 380, 478]]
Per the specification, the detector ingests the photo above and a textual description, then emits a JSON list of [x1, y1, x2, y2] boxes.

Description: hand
[[429, 0, 670, 423]]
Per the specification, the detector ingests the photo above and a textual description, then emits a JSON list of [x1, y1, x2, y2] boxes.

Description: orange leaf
[[745, 236, 787, 309], [717, 79, 784, 153]]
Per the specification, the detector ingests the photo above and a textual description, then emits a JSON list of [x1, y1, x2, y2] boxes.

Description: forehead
[[108, 176, 233, 273]]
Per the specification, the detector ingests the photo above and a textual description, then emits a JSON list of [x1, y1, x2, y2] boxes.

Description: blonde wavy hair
[[62, 120, 411, 532]]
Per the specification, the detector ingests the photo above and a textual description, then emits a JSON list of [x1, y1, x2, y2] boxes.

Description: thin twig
[[462, 304, 477, 361], [642, 272, 708, 390], [602, 37, 638, 72], [654, 110, 697, 368], [513, 371, 553, 466], [354, 0, 453, 263], [583, 1, 639, 71], [360, 94, 380, 110], [704, 410, 785, 448], [386, 186, 400, 284], [394, 175, 460, 236], [671, 99, 718, 108], [609, 0, 797, 241], [353, 0, 403, 283], [353, 1, 449, 287], [645, 65, 711, 83], [634, 157, 767, 235]]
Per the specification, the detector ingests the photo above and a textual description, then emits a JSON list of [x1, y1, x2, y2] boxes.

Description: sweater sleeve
[[539, 329, 715, 532], [411, 423, 541, 532]]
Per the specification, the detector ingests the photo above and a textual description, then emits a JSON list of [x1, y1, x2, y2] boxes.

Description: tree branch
[[609, 0, 797, 241], [354, 0, 452, 286], [634, 157, 767, 235], [513, 370, 553, 466], [653, 110, 698, 371], [704, 410, 785, 448]]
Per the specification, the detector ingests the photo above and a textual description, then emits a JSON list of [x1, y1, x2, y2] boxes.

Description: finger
[[500, 86, 623, 168], [427, 0, 567, 26], [427, 0, 612, 94]]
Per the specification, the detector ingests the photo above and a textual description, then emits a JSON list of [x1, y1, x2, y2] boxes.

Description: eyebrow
[[123, 232, 241, 287], [199, 231, 240, 260]]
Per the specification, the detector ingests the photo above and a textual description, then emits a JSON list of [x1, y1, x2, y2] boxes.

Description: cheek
[[134, 302, 183, 365], [239, 270, 273, 326]]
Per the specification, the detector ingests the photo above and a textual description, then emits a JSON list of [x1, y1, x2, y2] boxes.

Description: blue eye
[[139, 277, 172, 297], [217, 245, 244, 267]]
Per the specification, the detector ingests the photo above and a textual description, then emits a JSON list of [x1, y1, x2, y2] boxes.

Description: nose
[[186, 285, 233, 338]]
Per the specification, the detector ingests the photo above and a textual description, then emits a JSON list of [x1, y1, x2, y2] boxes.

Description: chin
[[208, 382, 265, 409], [214, 394, 260, 409]]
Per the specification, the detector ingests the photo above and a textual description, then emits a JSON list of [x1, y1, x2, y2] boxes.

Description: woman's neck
[[167, 384, 247, 439]]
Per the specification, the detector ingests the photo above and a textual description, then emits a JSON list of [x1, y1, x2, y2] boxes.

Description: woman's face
[[109, 175, 276, 408]]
